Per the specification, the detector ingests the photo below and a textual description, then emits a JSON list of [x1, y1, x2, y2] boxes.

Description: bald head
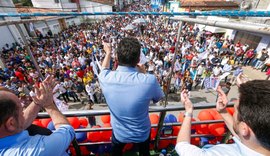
[[0, 91, 20, 127]]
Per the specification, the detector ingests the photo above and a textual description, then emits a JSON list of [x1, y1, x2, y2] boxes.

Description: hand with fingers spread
[[31, 75, 55, 108], [216, 86, 229, 113], [181, 89, 193, 113]]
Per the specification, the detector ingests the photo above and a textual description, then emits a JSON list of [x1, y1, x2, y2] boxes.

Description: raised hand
[[236, 73, 249, 87], [181, 89, 193, 113], [216, 86, 229, 113], [31, 75, 55, 108], [103, 42, 111, 55]]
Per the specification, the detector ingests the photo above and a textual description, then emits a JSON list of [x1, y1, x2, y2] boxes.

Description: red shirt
[[170, 46, 175, 53], [186, 54, 194, 61], [76, 70, 84, 79], [14, 71, 25, 81]]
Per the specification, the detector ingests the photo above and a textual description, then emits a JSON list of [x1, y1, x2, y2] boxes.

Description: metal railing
[[37, 102, 234, 150]]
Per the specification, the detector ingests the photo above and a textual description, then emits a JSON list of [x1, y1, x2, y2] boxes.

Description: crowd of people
[[0, 1, 270, 110], [1, 13, 269, 109], [0, 1, 270, 155]]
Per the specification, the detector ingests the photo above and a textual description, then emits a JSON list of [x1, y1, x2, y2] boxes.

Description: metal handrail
[[74, 120, 225, 132], [76, 134, 223, 146], [37, 102, 234, 151], [37, 102, 234, 118]]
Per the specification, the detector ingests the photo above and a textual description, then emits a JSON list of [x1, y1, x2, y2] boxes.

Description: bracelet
[[184, 112, 193, 118]]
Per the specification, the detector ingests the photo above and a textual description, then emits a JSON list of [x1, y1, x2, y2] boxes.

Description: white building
[[31, 0, 114, 19], [0, 0, 28, 49], [195, 0, 270, 51]]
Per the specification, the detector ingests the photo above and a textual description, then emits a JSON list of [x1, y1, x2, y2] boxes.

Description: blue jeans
[[255, 60, 263, 69], [252, 58, 258, 67]]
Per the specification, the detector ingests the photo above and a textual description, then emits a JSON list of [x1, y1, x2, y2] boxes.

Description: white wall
[[34, 17, 82, 36], [0, 25, 17, 48], [32, 0, 64, 10], [256, 35, 270, 52], [0, 0, 27, 47], [66, 17, 81, 26], [34, 20, 60, 35], [32, 0, 112, 19], [195, 16, 234, 38], [80, 0, 112, 19]]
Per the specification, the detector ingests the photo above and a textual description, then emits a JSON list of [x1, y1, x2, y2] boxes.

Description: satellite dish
[[240, 1, 252, 10]]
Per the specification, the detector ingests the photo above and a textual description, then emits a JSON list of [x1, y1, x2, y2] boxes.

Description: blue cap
[[161, 149, 167, 154]]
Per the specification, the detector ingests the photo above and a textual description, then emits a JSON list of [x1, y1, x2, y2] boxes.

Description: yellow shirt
[[83, 72, 94, 85], [86, 48, 92, 54], [229, 59, 235, 65]]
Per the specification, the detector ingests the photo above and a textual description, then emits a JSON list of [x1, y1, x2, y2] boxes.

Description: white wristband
[[184, 112, 193, 118]]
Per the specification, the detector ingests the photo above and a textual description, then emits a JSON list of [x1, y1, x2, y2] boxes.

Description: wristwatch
[[184, 112, 193, 118]]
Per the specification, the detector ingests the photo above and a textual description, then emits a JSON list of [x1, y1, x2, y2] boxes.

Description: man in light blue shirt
[[99, 38, 164, 156], [0, 76, 75, 156]]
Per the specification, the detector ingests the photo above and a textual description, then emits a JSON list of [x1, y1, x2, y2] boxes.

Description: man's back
[[0, 125, 74, 156], [99, 66, 164, 143]]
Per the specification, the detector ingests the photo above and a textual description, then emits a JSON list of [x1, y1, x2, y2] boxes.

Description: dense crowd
[[1, 1, 270, 156], [0, 1, 269, 111]]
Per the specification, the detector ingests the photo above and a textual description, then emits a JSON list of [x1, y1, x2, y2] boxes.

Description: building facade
[[0, 0, 28, 49]]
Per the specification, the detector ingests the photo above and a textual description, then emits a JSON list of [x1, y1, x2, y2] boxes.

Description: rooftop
[[180, 0, 239, 11]]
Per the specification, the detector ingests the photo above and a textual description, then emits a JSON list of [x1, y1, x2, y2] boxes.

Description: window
[[69, 0, 77, 3], [54, 0, 59, 3]]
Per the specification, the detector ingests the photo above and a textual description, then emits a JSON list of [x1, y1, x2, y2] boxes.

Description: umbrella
[[133, 18, 147, 24], [121, 24, 136, 30]]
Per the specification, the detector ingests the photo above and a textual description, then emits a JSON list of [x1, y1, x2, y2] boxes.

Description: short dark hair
[[0, 91, 18, 126], [238, 80, 270, 149], [116, 37, 141, 67]]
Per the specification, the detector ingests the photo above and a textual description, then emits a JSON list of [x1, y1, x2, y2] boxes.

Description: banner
[[204, 76, 220, 90]]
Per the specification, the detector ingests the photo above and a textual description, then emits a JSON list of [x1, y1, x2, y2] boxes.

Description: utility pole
[[15, 24, 44, 79]]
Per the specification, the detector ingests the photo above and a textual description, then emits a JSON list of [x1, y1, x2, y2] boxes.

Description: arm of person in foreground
[[177, 89, 193, 144], [216, 86, 238, 138], [38, 103, 74, 156], [23, 75, 55, 129], [101, 42, 111, 69], [40, 80, 75, 155], [175, 90, 209, 156], [216, 73, 249, 137]]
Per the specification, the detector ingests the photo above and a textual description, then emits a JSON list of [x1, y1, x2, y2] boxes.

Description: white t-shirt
[[175, 137, 264, 156]]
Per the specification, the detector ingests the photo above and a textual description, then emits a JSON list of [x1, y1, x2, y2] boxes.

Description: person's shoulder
[[207, 143, 242, 155], [137, 73, 158, 84], [98, 68, 112, 79]]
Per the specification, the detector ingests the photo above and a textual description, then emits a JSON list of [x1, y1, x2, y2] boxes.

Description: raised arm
[[177, 89, 194, 143], [101, 42, 111, 69], [216, 86, 238, 138], [23, 75, 55, 129]]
